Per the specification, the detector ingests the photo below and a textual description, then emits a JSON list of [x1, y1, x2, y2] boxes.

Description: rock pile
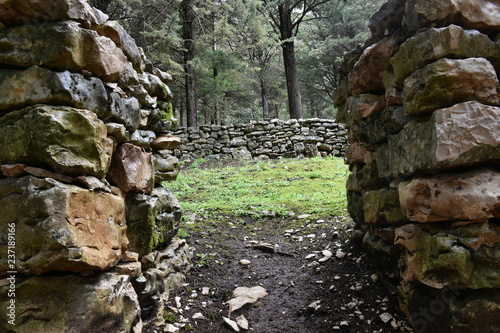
[[0, 1, 191, 332], [336, 0, 500, 332], [171, 118, 347, 161]]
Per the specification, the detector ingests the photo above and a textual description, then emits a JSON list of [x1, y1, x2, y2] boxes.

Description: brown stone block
[[108, 143, 154, 193]]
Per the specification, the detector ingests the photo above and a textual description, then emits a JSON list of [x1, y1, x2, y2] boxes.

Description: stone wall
[[171, 118, 348, 161], [336, 0, 500, 332], [0, 1, 191, 332]]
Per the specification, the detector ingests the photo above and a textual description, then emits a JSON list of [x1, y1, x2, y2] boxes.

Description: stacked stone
[[172, 118, 347, 161], [335, 0, 500, 332], [0, 1, 191, 332]]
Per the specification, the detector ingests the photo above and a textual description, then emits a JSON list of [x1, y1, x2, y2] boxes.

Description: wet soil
[[159, 214, 414, 333]]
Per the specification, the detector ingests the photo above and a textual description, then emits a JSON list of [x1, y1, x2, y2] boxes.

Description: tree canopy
[[90, 0, 385, 126]]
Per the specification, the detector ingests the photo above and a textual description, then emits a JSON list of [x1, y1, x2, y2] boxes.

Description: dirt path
[[159, 214, 413, 333]]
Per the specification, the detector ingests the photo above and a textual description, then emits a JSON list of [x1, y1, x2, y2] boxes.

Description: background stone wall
[[0, 1, 191, 332], [336, 0, 500, 332], [171, 118, 347, 161]]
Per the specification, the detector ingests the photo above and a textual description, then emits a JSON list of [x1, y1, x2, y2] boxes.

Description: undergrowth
[[163, 156, 349, 223]]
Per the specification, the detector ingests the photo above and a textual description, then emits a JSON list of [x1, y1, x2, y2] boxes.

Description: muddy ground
[[155, 213, 414, 333]]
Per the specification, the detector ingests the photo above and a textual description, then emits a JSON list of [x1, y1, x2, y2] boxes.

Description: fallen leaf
[[236, 315, 249, 330], [227, 286, 268, 313], [223, 316, 240, 332]]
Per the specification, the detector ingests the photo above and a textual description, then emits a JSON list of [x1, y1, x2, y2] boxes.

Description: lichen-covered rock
[[399, 168, 500, 222], [403, 58, 500, 115], [126, 187, 182, 257], [141, 73, 174, 102], [395, 222, 500, 289], [390, 25, 500, 85], [0, 176, 128, 275], [98, 20, 145, 72], [153, 152, 180, 183], [0, 21, 128, 82], [348, 35, 399, 95], [108, 143, 154, 193], [0, 273, 142, 333], [347, 190, 364, 225], [363, 188, 407, 226], [377, 101, 500, 178], [106, 90, 141, 130], [362, 230, 402, 280], [357, 106, 411, 145], [0, 105, 113, 178], [146, 102, 178, 132], [343, 94, 386, 125], [0, 66, 108, 114], [403, 0, 500, 33], [133, 239, 193, 316], [0, 0, 108, 28]]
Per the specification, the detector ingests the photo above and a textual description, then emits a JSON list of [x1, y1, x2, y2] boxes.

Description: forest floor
[[152, 158, 414, 333]]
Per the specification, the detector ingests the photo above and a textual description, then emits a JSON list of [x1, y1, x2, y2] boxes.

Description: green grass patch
[[163, 156, 349, 221]]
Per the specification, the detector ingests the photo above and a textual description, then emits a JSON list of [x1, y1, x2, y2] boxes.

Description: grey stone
[[377, 102, 500, 178], [0, 21, 128, 82], [0, 105, 113, 178], [390, 25, 500, 85], [126, 187, 182, 256], [0, 273, 141, 333], [0, 66, 107, 114]]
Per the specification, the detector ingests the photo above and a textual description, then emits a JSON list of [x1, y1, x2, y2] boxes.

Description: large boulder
[[403, 0, 500, 33], [0, 0, 108, 28], [377, 101, 500, 178], [0, 21, 128, 82], [390, 25, 500, 85], [0, 105, 114, 178], [126, 187, 182, 257], [0, 66, 108, 114], [399, 168, 500, 222], [0, 176, 128, 275], [108, 143, 154, 194], [395, 222, 500, 289], [0, 273, 142, 333], [403, 58, 499, 115]]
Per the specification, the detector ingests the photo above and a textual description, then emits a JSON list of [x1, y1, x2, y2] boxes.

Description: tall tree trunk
[[260, 79, 270, 119], [281, 40, 303, 119], [181, 0, 197, 127], [279, 1, 303, 119]]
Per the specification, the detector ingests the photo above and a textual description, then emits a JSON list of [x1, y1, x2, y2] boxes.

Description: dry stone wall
[[0, 1, 191, 332], [336, 0, 500, 332], [171, 119, 347, 161]]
